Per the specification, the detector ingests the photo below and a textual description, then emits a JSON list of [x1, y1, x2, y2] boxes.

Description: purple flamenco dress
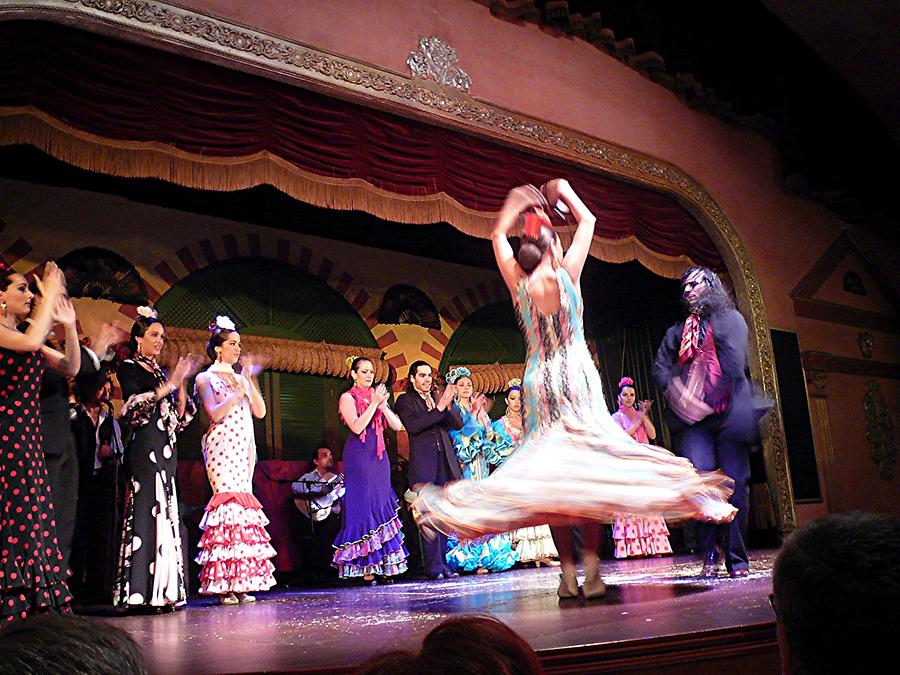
[[332, 386, 408, 579]]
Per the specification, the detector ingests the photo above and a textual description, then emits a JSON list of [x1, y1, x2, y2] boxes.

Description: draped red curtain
[[0, 22, 723, 270]]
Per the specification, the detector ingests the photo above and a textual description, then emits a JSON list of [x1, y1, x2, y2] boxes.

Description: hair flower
[[209, 315, 236, 332], [445, 366, 472, 385], [136, 306, 158, 320]]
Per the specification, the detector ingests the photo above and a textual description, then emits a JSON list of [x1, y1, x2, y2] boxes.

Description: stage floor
[[86, 551, 778, 674]]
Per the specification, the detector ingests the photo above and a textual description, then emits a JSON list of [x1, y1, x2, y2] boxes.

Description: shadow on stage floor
[[81, 551, 779, 674]]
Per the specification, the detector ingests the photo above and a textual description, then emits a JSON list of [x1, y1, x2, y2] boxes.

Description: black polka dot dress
[[113, 359, 194, 609], [0, 347, 72, 622]]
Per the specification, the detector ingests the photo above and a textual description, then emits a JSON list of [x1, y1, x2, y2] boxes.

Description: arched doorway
[[155, 258, 377, 461]]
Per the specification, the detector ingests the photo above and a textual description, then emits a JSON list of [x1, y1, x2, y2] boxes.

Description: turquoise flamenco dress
[[445, 404, 519, 573]]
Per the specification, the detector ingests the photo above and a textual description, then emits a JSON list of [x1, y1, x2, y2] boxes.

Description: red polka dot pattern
[[1, 349, 72, 621]]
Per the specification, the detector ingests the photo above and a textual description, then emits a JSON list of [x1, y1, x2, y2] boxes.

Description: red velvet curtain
[[0, 22, 722, 269]]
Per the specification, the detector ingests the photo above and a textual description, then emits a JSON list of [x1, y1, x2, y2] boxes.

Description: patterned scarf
[[678, 312, 704, 366], [348, 385, 386, 460], [134, 354, 168, 390]]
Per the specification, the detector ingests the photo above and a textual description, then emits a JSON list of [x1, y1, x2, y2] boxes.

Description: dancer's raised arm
[[544, 179, 596, 285], [491, 185, 547, 295]]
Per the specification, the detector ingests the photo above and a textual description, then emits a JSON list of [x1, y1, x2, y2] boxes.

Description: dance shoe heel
[[220, 594, 239, 605], [582, 563, 607, 599], [557, 573, 579, 599]]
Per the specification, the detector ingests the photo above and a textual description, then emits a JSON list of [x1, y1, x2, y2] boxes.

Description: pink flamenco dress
[[414, 267, 736, 540], [196, 368, 276, 596], [610, 408, 673, 558]]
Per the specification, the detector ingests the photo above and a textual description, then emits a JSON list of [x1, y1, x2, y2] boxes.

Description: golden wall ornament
[[863, 380, 897, 481], [0, 0, 795, 529], [159, 327, 390, 383], [407, 36, 471, 92]]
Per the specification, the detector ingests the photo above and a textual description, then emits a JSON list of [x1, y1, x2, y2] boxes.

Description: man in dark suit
[[394, 360, 463, 580], [653, 267, 771, 578]]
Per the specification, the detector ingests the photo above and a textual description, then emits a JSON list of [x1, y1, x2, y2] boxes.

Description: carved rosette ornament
[[863, 380, 897, 481], [407, 36, 471, 92], [805, 368, 828, 398]]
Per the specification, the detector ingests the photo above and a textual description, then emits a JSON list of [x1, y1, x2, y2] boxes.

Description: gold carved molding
[[159, 327, 389, 383], [0, 0, 795, 529]]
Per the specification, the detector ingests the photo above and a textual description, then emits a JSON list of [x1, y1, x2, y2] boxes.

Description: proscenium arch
[[0, 4, 794, 530], [154, 257, 378, 460]]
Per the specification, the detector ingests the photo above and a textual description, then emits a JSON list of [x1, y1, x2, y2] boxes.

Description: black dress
[[0, 347, 71, 622], [113, 358, 194, 609]]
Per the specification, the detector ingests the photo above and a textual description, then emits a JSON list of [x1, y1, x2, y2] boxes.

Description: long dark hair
[[129, 314, 160, 357], [0, 259, 16, 291], [516, 211, 556, 274], [681, 266, 734, 316]]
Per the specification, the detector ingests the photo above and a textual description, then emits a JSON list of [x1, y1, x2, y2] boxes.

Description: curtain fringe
[[1, 107, 692, 278]]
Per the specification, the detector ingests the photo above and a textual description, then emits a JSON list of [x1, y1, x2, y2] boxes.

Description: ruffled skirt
[[612, 514, 673, 558], [415, 415, 737, 540], [446, 533, 518, 573], [511, 525, 559, 563], [197, 492, 276, 595], [332, 507, 408, 579]]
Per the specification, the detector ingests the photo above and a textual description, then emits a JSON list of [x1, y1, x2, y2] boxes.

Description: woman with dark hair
[[0, 261, 74, 622], [493, 379, 559, 568], [610, 377, 672, 559], [193, 315, 275, 604], [114, 306, 197, 612], [443, 367, 517, 575], [414, 180, 736, 599], [332, 356, 408, 582]]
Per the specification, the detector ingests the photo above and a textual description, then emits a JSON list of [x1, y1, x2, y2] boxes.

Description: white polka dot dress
[[196, 371, 275, 595]]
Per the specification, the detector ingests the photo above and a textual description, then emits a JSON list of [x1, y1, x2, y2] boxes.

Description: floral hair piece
[[521, 209, 552, 239], [618, 376, 635, 390], [346, 355, 359, 370], [445, 366, 471, 385], [136, 306, 158, 321], [506, 377, 522, 391], [208, 315, 236, 332]]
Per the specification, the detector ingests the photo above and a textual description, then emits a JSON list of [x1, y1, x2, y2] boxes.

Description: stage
[[83, 550, 779, 674]]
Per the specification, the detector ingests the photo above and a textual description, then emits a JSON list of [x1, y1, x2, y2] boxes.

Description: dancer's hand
[[437, 384, 456, 411], [239, 353, 266, 379], [52, 295, 76, 327], [34, 262, 65, 305], [497, 185, 547, 233], [638, 399, 653, 415], [172, 354, 201, 388], [373, 383, 390, 407]]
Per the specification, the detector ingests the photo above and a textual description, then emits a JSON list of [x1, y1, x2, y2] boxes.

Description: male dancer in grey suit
[[395, 361, 463, 580]]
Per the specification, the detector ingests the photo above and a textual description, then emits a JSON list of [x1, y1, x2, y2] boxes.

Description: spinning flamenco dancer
[[194, 316, 276, 604], [414, 180, 737, 599]]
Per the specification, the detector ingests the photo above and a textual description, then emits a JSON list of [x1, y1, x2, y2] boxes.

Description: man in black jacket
[[653, 267, 771, 578], [394, 361, 463, 580]]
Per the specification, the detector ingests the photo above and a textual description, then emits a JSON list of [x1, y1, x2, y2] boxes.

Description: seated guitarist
[[292, 447, 345, 583]]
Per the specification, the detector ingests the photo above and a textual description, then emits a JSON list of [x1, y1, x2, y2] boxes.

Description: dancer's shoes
[[237, 593, 256, 603], [220, 593, 239, 605], [535, 557, 561, 568], [582, 560, 607, 599], [729, 568, 749, 578], [700, 546, 723, 578], [557, 572, 579, 599]]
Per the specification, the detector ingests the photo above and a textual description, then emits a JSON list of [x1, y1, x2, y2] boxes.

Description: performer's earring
[[215, 348, 222, 362], [0, 300, 6, 316]]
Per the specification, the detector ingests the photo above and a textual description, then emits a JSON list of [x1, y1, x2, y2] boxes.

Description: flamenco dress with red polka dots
[[114, 357, 195, 610], [195, 365, 276, 595], [0, 347, 72, 622]]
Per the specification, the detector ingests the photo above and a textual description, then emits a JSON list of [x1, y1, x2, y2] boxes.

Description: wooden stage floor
[[84, 551, 779, 674]]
